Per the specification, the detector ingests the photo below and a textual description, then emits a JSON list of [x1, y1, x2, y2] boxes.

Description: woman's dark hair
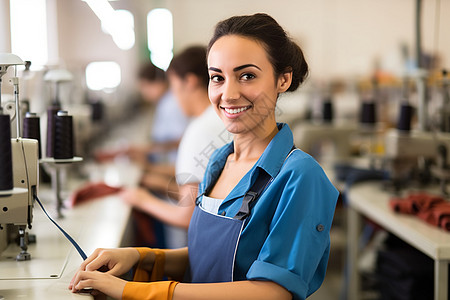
[[207, 13, 308, 92], [167, 46, 209, 89], [138, 62, 166, 82]]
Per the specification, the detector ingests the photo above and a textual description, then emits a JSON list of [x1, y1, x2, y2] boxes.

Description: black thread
[[0, 114, 13, 191], [46, 106, 60, 158], [23, 113, 42, 159], [322, 98, 333, 123], [91, 100, 104, 122], [54, 111, 74, 159], [397, 103, 414, 131], [360, 101, 377, 124]]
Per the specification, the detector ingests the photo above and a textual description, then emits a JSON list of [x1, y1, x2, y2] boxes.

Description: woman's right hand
[[68, 247, 140, 290]]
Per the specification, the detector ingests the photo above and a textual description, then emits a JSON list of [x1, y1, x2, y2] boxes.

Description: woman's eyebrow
[[233, 64, 261, 72], [209, 64, 262, 73], [208, 67, 222, 73]]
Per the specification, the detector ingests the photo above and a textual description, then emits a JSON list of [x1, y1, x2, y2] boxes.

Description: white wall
[[16, 0, 450, 96], [0, 0, 11, 53], [165, 0, 450, 80]]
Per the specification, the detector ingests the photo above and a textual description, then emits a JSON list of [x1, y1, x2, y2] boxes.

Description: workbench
[[0, 189, 133, 300], [347, 182, 450, 300]]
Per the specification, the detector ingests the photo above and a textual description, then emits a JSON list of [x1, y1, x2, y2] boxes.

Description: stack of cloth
[[390, 193, 450, 231], [69, 182, 123, 207]]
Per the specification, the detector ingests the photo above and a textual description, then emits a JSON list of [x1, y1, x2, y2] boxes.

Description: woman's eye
[[241, 73, 255, 81], [210, 75, 223, 83]]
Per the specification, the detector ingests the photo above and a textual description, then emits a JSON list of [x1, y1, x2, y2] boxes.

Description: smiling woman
[[206, 14, 307, 140], [69, 13, 338, 300]]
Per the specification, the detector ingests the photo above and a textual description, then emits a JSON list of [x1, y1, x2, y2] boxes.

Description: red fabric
[[416, 202, 450, 228], [389, 193, 445, 214], [70, 182, 122, 206], [389, 192, 450, 231]]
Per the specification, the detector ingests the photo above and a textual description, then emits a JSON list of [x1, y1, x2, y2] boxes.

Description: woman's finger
[[81, 248, 102, 269], [69, 249, 104, 288], [85, 256, 108, 272], [71, 270, 126, 299], [70, 270, 85, 292], [73, 271, 100, 291]]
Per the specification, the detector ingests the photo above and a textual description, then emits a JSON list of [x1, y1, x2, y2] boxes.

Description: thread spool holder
[[40, 157, 82, 218]]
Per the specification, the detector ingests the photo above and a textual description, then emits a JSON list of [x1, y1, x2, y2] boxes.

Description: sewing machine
[[293, 120, 358, 162], [384, 71, 450, 193], [0, 53, 39, 261], [0, 138, 39, 260]]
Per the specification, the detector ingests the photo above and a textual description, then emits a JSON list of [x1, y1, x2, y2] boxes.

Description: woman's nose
[[221, 80, 240, 101]]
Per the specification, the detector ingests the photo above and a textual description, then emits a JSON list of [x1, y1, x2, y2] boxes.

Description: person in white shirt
[[120, 46, 232, 244]]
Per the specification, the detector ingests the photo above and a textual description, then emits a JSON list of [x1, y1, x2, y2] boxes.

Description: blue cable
[[33, 194, 88, 260]]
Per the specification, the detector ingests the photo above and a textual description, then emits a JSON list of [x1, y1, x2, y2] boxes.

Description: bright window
[[85, 61, 121, 92], [147, 8, 173, 70], [10, 0, 48, 66], [102, 9, 135, 50], [84, 0, 135, 50]]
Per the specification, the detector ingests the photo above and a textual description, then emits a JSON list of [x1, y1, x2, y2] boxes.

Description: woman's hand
[[69, 248, 140, 291], [120, 187, 156, 209], [70, 270, 127, 299]]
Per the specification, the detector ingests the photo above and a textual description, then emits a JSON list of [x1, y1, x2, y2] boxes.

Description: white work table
[[0, 191, 132, 300], [347, 182, 450, 300]]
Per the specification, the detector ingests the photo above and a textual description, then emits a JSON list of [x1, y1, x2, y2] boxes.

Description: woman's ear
[[185, 73, 200, 90], [277, 71, 293, 93]]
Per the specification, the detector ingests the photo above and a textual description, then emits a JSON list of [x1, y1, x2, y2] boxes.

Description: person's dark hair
[[167, 46, 209, 90], [138, 62, 166, 82], [207, 13, 308, 92]]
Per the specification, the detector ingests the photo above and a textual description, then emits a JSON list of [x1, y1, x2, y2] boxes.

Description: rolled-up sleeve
[[246, 157, 338, 300]]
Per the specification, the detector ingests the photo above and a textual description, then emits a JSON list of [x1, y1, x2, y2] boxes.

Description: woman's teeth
[[224, 106, 249, 114]]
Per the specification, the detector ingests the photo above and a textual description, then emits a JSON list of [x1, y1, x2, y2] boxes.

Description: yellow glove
[[122, 280, 178, 300], [133, 248, 166, 282]]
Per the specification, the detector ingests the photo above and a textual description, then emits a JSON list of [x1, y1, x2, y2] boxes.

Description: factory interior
[[1, 0, 450, 299]]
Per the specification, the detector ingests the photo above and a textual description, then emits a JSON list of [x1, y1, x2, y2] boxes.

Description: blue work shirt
[[197, 123, 339, 300]]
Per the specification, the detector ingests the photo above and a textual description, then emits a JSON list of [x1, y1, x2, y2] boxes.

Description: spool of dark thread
[[322, 99, 333, 123], [46, 106, 60, 157], [0, 114, 14, 191], [360, 102, 377, 125], [397, 103, 414, 131], [23, 112, 42, 159], [91, 101, 104, 122], [54, 111, 74, 159]]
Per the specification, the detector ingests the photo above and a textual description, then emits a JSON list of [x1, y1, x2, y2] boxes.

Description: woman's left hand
[[70, 270, 126, 299], [120, 187, 155, 209]]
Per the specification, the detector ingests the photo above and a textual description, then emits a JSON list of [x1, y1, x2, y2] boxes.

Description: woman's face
[[139, 80, 167, 104], [168, 72, 192, 116], [207, 35, 290, 136]]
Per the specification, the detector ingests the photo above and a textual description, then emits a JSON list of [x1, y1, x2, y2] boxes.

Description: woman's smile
[[221, 105, 252, 118]]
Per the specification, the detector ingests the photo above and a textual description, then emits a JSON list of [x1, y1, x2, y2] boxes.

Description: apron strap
[[233, 170, 272, 220], [233, 145, 297, 221]]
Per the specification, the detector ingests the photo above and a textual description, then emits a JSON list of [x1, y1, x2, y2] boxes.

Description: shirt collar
[[202, 123, 294, 208], [201, 142, 234, 195], [255, 123, 295, 178]]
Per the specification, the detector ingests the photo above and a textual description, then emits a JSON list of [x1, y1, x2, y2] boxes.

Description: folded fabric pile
[[390, 193, 450, 231], [69, 182, 123, 207]]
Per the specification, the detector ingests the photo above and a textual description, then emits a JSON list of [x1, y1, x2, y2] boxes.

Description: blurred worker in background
[[119, 46, 232, 248], [95, 62, 189, 195], [133, 62, 189, 165]]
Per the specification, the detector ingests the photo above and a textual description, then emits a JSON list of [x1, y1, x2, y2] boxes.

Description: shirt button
[[316, 224, 325, 232], [221, 211, 226, 216]]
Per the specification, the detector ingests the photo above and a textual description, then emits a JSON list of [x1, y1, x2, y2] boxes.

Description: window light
[[84, 0, 135, 50], [85, 61, 121, 92], [10, 0, 48, 66], [147, 8, 173, 70]]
